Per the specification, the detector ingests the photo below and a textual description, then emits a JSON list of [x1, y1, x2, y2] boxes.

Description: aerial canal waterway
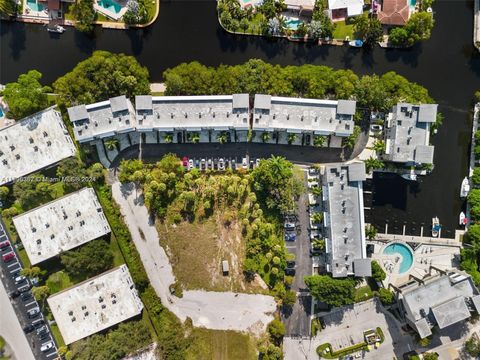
[[1, 0, 480, 237]]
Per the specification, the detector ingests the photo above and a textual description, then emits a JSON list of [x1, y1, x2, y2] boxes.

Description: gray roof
[[324, 163, 366, 278], [418, 104, 438, 123], [135, 95, 153, 111], [232, 93, 249, 109], [431, 296, 471, 329], [472, 295, 480, 313], [254, 94, 271, 110], [110, 95, 129, 114], [414, 318, 432, 339], [67, 105, 89, 122], [353, 258, 371, 277], [347, 162, 366, 182], [337, 100, 357, 115], [414, 145, 435, 164]]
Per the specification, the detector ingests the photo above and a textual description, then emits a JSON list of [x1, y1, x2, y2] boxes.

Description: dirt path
[[111, 182, 276, 334]]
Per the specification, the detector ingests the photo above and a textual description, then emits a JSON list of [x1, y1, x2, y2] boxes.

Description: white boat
[[348, 40, 363, 47], [401, 169, 417, 181], [432, 217, 441, 237], [460, 177, 470, 198], [47, 25, 65, 33], [459, 211, 467, 226]]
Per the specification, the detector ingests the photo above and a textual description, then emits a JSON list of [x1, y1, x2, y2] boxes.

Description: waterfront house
[[397, 271, 480, 338], [252, 94, 356, 146], [322, 162, 371, 278], [377, 0, 411, 26], [327, 0, 364, 21], [381, 102, 437, 166]]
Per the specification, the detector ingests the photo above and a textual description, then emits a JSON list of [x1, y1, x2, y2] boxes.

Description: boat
[[460, 177, 470, 198], [432, 217, 441, 237], [401, 168, 417, 181], [47, 24, 65, 33], [459, 211, 468, 226], [348, 40, 363, 47]]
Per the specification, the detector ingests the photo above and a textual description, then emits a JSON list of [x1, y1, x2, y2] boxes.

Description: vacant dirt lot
[[157, 214, 267, 293]]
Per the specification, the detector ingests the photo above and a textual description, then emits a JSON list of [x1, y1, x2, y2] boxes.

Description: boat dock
[[376, 223, 464, 247]]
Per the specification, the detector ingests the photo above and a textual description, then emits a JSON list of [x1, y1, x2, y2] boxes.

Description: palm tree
[[364, 157, 385, 173], [287, 133, 297, 145], [262, 132, 271, 143], [104, 138, 119, 151], [164, 134, 173, 144], [190, 132, 200, 144], [0, 0, 16, 16], [313, 135, 326, 148], [240, 18, 249, 33], [217, 132, 228, 144], [372, 140, 386, 153]]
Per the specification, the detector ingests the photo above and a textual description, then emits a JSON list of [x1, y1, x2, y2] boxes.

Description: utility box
[[222, 260, 229, 276]]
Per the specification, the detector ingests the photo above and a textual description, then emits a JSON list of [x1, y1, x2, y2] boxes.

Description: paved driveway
[[284, 299, 413, 360], [111, 181, 276, 334]]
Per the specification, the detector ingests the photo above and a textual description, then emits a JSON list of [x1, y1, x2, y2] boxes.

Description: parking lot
[[0, 217, 58, 360]]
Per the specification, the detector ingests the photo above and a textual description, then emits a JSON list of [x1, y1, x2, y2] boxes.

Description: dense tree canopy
[[3, 70, 50, 119], [389, 12, 434, 46], [0, 0, 16, 17], [60, 239, 113, 279], [371, 261, 386, 282], [268, 319, 286, 345], [377, 288, 395, 305], [13, 174, 55, 210], [71, 0, 96, 33], [53, 51, 150, 109], [304, 275, 355, 307], [56, 158, 88, 193], [353, 14, 384, 45], [464, 335, 480, 357]]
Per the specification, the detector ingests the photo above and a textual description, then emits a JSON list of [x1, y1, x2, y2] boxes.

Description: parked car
[[2, 252, 14, 263], [284, 222, 296, 231], [370, 124, 383, 132], [224, 159, 230, 169], [23, 324, 35, 334], [40, 342, 54, 352], [19, 285, 31, 293], [200, 159, 206, 170], [38, 332, 50, 341], [285, 268, 296, 276], [218, 158, 225, 171], [231, 159, 236, 169], [255, 158, 261, 167], [195, 159, 200, 169], [188, 159, 194, 170], [27, 307, 40, 318], [182, 156, 188, 167], [249, 160, 254, 169], [11, 270, 21, 279], [33, 319, 45, 328], [286, 260, 295, 268], [0, 240, 10, 250], [21, 292, 32, 301], [15, 275, 26, 285], [36, 326, 48, 335], [242, 158, 248, 169], [207, 158, 213, 169], [9, 290, 20, 299], [284, 232, 296, 241]]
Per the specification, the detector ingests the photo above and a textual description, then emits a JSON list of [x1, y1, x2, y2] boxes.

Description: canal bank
[[1, 0, 480, 238]]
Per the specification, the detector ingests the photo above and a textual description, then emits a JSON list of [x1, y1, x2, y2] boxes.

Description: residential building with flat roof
[[252, 95, 356, 145], [13, 188, 111, 265], [322, 162, 370, 278], [68, 95, 136, 143], [398, 271, 480, 338], [0, 107, 76, 186], [382, 103, 437, 165], [328, 0, 364, 20], [47, 265, 143, 345]]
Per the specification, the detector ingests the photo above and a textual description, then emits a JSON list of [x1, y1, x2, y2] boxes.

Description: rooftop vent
[[68, 311, 73, 316], [71, 317, 76, 322], [37, 239, 41, 244], [34, 146, 38, 152], [32, 227, 36, 233], [50, 234, 55, 239], [76, 210, 81, 217], [45, 223, 50, 228], [43, 131, 48, 137], [10, 145, 15, 151], [227, 112, 230, 117], [29, 137, 34, 144], [47, 141, 51, 146], [2, 160, 7, 165], [15, 154, 20, 160], [82, 305, 86, 310], [101, 304, 106, 309]]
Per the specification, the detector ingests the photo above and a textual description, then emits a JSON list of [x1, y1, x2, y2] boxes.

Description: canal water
[[1, 0, 480, 237]]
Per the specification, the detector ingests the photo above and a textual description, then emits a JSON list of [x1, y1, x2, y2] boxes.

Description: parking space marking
[[32, 318, 43, 324], [7, 261, 19, 268], [46, 351, 57, 358], [285, 245, 297, 249], [10, 267, 21, 273], [24, 301, 37, 307]]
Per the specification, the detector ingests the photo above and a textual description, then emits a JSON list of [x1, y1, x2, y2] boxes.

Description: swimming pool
[[0, 108, 4, 118], [383, 243, 414, 274], [285, 18, 302, 31], [409, 0, 416, 9], [26, 0, 45, 12], [97, 0, 122, 14]]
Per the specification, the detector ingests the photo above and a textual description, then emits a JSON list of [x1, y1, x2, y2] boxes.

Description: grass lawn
[[157, 216, 267, 294], [17, 248, 31, 268], [109, 233, 125, 267], [151, 91, 164, 96], [185, 328, 257, 360], [333, 21, 354, 40], [50, 323, 65, 348], [354, 284, 374, 303], [46, 271, 73, 294]]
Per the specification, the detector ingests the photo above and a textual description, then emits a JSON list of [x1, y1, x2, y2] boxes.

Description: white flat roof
[[0, 107, 76, 185], [47, 265, 143, 345], [13, 188, 111, 265]]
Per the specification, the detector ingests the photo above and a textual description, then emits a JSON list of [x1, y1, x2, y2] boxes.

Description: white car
[[40, 341, 54, 352], [218, 158, 225, 171], [370, 124, 383, 132], [255, 159, 261, 167], [188, 159, 194, 170], [14, 275, 26, 284], [242, 158, 248, 169]]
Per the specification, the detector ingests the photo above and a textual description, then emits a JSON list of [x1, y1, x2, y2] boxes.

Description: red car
[[0, 241, 10, 249], [182, 156, 188, 167], [2, 252, 15, 262]]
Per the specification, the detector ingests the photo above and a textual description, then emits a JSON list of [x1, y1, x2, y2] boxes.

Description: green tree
[[377, 288, 395, 305], [304, 275, 355, 307], [422, 353, 438, 360], [217, 132, 229, 144], [365, 157, 385, 173], [20, 266, 45, 279], [240, 17, 249, 33], [355, 75, 388, 111], [311, 186, 322, 197], [268, 319, 286, 345], [259, 344, 283, 360], [3, 70, 50, 119], [262, 132, 271, 143], [389, 27, 411, 46], [54, 51, 150, 109], [56, 158, 88, 192], [365, 224, 377, 240], [312, 238, 325, 251], [60, 240, 114, 279], [189, 132, 200, 143], [0, 186, 9, 201], [104, 138, 119, 151], [164, 134, 173, 143], [72, 0, 96, 33], [311, 212, 324, 224], [118, 159, 144, 183], [88, 163, 106, 184], [372, 140, 386, 152], [287, 133, 297, 145], [405, 12, 434, 43], [353, 14, 383, 45], [464, 335, 480, 357], [283, 289, 297, 307], [32, 285, 50, 309], [371, 260, 386, 282], [472, 168, 480, 186], [0, 0, 16, 16], [13, 174, 55, 210], [313, 135, 327, 147], [343, 126, 361, 149]]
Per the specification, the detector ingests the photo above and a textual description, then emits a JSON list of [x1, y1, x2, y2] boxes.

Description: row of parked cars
[[1, 238, 55, 354], [181, 156, 261, 171], [307, 167, 323, 258], [283, 213, 298, 277]]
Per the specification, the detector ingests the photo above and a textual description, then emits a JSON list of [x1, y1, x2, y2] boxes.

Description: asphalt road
[[281, 171, 313, 337], [0, 217, 58, 360]]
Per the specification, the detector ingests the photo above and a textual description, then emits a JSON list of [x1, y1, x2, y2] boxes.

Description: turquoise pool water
[[383, 243, 414, 274], [409, 0, 416, 7], [97, 0, 122, 14], [26, 0, 44, 12], [285, 19, 301, 30], [0, 108, 4, 118]]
